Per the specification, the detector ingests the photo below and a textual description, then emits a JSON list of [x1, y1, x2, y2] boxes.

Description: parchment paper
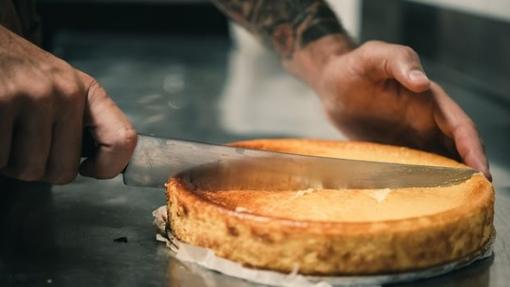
[[153, 206, 493, 287]]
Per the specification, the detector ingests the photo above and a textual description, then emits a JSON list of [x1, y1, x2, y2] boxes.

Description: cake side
[[167, 176, 493, 275]]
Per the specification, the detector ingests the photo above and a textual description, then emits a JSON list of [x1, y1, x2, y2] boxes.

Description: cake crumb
[[295, 188, 316, 197], [235, 207, 248, 213], [368, 188, 392, 203]]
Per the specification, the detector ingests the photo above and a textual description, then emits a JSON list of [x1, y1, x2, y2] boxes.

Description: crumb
[[295, 188, 316, 197], [113, 236, 128, 243], [235, 207, 248, 213], [47, 279, 53, 284], [368, 188, 392, 203]]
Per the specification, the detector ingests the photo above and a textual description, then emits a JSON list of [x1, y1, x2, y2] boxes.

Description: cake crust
[[166, 139, 494, 275]]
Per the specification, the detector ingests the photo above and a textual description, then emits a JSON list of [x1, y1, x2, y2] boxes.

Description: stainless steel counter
[[1, 33, 509, 286]]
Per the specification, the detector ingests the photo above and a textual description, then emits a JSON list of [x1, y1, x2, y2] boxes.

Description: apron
[[0, 0, 41, 44]]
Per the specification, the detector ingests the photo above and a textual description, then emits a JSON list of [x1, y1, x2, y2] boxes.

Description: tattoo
[[211, 0, 345, 58]]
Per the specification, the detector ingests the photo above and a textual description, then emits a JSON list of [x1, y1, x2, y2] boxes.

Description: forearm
[[210, 0, 353, 57], [211, 0, 355, 85], [284, 34, 354, 88]]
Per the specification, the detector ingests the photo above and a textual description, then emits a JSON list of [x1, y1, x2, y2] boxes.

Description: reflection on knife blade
[[123, 135, 477, 189]]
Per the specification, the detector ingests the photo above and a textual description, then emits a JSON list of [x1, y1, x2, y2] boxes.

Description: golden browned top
[[174, 139, 490, 223]]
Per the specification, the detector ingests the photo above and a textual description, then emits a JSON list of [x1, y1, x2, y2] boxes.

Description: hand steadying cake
[[0, 0, 490, 184]]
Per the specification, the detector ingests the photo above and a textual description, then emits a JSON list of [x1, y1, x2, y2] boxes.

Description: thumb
[[357, 41, 431, 93], [430, 82, 491, 180], [78, 74, 137, 179]]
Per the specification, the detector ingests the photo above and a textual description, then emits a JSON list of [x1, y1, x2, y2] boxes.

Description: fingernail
[[409, 70, 429, 83]]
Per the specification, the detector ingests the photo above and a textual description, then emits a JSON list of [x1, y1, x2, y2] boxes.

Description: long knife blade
[[122, 135, 477, 189]]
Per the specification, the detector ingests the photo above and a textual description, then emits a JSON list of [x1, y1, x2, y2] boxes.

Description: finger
[[44, 117, 83, 184], [2, 110, 52, 181], [358, 41, 430, 93], [43, 70, 86, 184], [78, 77, 137, 179], [431, 83, 491, 180]]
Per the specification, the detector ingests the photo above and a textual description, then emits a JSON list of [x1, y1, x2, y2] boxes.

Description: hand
[[0, 25, 137, 184], [289, 39, 490, 179]]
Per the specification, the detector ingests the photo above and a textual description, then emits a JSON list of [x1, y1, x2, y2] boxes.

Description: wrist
[[284, 34, 355, 89]]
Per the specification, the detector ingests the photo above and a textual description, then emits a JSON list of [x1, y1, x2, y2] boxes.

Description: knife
[[102, 135, 476, 190]]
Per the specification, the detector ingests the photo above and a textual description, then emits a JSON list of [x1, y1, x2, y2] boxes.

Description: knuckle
[[358, 41, 378, 58], [83, 77, 109, 105], [27, 81, 54, 102], [399, 45, 419, 60], [361, 40, 382, 50], [54, 70, 85, 99], [87, 78, 106, 97], [57, 74, 80, 93], [0, 81, 16, 100], [78, 70, 94, 83], [116, 126, 138, 152], [41, 57, 73, 75], [59, 82, 84, 104], [1, 78, 53, 107], [55, 58, 75, 71]]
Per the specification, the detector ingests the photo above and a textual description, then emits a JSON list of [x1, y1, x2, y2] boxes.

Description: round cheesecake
[[166, 139, 494, 275]]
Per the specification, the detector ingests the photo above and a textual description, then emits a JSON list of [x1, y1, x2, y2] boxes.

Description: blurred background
[[1, 1, 509, 286], [37, 0, 510, 185]]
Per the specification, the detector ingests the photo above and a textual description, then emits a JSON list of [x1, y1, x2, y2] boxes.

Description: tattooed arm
[[212, 0, 491, 178], [211, 0, 352, 59]]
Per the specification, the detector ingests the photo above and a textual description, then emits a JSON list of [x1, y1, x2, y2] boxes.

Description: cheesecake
[[166, 139, 494, 275]]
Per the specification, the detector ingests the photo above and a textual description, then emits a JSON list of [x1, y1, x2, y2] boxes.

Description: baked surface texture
[[166, 139, 494, 275]]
